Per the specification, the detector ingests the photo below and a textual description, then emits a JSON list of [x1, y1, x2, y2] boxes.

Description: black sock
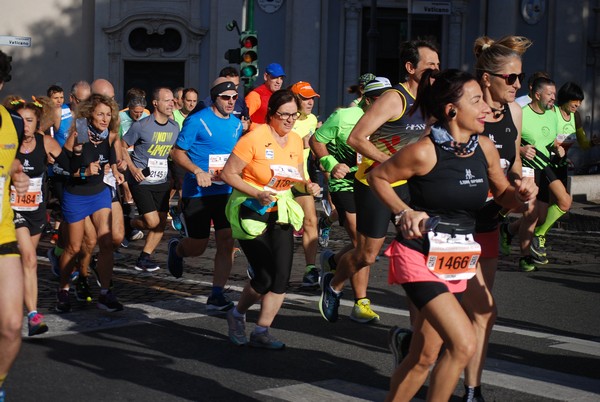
[[328, 255, 337, 270], [140, 251, 150, 260]]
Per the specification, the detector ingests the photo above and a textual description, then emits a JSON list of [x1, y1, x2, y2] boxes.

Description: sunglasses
[[218, 93, 238, 101], [488, 72, 525, 85]]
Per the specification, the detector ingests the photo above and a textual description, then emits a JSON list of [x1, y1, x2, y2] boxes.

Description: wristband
[[319, 155, 339, 173], [79, 166, 86, 180], [393, 209, 412, 226]]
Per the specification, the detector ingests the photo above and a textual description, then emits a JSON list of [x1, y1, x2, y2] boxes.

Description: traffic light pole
[[242, 0, 256, 94]]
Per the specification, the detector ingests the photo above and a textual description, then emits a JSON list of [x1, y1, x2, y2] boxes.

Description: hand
[[306, 182, 321, 197], [116, 159, 128, 172], [397, 209, 430, 240], [195, 171, 212, 187], [132, 166, 145, 182], [241, 116, 250, 132], [557, 145, 566, 158], [520, 145, 536, 161], [88, 160, 101, 176], [10, 160, 29, 196], [257, 190, 277, 206], [331, 163, 350, 179], [513, 177, 538, 204], [112, 165, 125, 185]]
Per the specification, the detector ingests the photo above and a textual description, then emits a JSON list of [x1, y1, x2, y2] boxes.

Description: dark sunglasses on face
[[218, 93, 238, 101], [488, 72, 525, 85]]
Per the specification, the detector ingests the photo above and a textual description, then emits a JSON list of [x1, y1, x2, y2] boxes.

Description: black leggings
[[239, 218, 294, 295], [402, 281, 463, 310]]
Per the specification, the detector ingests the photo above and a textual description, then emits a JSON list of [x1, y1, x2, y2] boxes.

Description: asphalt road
[[5, 217, 600, 402]]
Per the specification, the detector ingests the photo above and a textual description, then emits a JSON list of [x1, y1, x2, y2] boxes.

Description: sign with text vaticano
[[0, 36, 32, 48], [411, 1, 451, 15]]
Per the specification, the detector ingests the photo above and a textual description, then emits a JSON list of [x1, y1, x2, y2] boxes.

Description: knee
[[355, 249, 378, 267], [449, 331, 477, 364], [65, 242, 82, 256], [558, 197, 572, 212], [0, 313, 23, 342], [22, 251, 38, 271]]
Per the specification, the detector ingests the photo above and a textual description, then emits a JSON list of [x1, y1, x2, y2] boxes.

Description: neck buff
[[88, 124, 109, 142], [431, 124, 479, 155]]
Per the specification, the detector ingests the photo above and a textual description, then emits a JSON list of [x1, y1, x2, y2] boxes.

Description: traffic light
[[224, 48, 241, 64], [239, 31, 258, 81]]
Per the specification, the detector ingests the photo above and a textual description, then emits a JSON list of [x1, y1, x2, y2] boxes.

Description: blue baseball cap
[[265, 63, 286, 78]]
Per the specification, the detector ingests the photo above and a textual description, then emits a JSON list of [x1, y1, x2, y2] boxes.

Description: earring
[[449, 109, 457, 118]]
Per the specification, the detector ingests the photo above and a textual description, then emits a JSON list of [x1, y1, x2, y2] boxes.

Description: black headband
[[210, 81, 237, 101]]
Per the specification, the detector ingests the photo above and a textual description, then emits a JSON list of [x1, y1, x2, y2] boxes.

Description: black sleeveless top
[[401, 136, 489, 253], [475, 105, 518, 232], [17, 133, 47, 178], [66, 138, 111, 195], [480, 105, 518, 173]]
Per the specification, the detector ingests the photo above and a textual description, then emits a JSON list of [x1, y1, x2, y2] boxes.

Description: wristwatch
[[80, 166, 86, 180]]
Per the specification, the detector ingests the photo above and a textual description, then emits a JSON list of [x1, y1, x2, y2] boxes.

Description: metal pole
[[407, 0, 412, 41], [367, 0, 378, 73], [247, 0, 255, 31]]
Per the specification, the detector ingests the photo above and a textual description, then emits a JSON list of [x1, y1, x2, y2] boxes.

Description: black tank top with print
[[17, 133, 47, 179], [66, 138, 111, 195], [400, 136, 489, 253]]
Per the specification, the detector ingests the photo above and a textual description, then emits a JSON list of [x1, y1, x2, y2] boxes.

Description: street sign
[[0, 35, 32, 47], [411, 1, 451, 15]]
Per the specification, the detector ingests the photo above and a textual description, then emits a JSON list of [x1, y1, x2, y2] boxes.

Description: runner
[[368, 68, 537, 402]]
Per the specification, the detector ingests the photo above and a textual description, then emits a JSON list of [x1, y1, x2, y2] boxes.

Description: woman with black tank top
[[9, 100, 65, 337], [457, 35, 533, 402], [56, 94, 124, 314], [368, 69, 537, 402]]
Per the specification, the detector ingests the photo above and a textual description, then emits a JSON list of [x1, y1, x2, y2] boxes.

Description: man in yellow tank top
[[0, 50, 31, 401]]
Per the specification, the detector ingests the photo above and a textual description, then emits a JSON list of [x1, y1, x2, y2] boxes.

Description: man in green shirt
[[519, 77, 571, 271]]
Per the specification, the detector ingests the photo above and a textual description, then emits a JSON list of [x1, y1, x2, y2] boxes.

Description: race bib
[[356, 153, 363, 165], [103, 170, 117, 189], [11, 176, 42, 211], [426, 231, 481, 281], [208, 154, 230, 185], [266, 164, 303, 192], [145, 158, 168, 183]]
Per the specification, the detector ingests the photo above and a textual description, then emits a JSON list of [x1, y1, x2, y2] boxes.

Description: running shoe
[[246, 265, 255, 280], [318, 216, 331, 247], [167, 238, 183, 278], [129, 229, 144, 241], [388, 326, 412, 368], [170, 206, 183, 232], [319, 272, 342, 322], [293, 228, 304, 238], [55, 289, 71, 313], [50, 233, 59, 244], [519, 256, 537, 272], [97, 291, 124, 312], [319, 249, 335, 278], [120, 237, 130, 248], [499, 222, 512, 256], [28, 312, 49, 336], [47, 248, 60, 278], [301, 265, 320, 288], [249, 330, 285, 350], [226, 309, 247, 346], [350, 298, 380, 323], [135, 255, 160, 272], [463, 389, 486, 402], [530, 234, 547, 258], [75, 276, 93, 302], [531, 253, 549, 265], [0, 387, 5, 402], [206, 293, 234, 312]]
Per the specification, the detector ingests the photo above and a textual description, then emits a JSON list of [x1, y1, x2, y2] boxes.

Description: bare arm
[[170, 145, 212, 187], [367, 139, 434, 238], [347, 90, 405, 163], [220, 153, 276, 206]]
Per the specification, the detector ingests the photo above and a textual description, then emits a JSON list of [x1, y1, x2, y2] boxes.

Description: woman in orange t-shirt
[[221, 89, 320, 350]]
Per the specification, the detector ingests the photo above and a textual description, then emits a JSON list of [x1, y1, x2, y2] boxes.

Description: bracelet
[[79, 166, 86, 180], [393, 209, 412, 226]]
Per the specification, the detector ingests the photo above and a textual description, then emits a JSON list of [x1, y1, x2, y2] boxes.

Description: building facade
[[1, 0, 598, 136]]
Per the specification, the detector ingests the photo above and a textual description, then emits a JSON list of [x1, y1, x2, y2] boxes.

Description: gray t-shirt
[[123, 114, 179, 186]]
